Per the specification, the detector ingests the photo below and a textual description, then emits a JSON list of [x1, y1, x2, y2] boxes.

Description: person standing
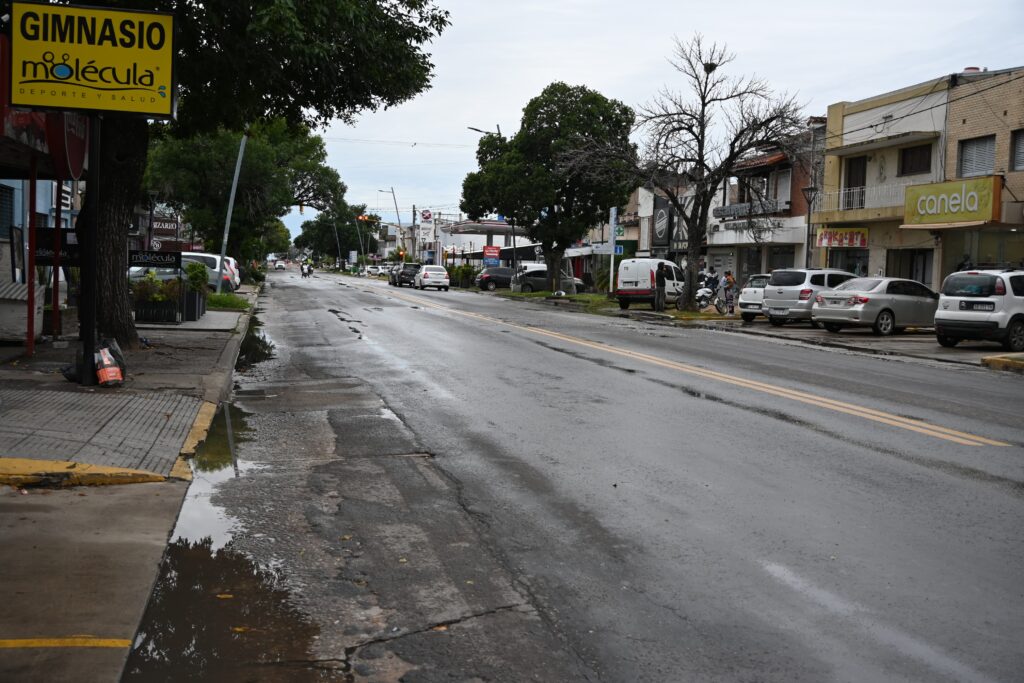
[[724, 270, 737, 315], [654, 263, 667, 312]]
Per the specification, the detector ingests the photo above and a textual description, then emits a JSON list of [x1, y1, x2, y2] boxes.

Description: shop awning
[[900, 220, 1021, 230]]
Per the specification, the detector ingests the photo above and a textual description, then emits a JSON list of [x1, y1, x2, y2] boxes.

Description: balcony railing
[[816, 183, 907, 213], [712, 198, 790, 219]]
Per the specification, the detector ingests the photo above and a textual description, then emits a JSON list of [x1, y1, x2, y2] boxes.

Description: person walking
[[654, 263, 667, 312], [723, 270, 737, 315]]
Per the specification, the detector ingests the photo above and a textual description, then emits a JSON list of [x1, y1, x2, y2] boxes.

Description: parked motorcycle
[[676, 280, 726, 314]]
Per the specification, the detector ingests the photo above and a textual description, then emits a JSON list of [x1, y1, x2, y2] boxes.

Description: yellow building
[[813, 66, 1024, 289]]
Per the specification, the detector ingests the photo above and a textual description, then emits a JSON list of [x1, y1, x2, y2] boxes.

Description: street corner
[[0, 458, 166, 488], [980, 353, 1024, 374], [179, 401, 218, 459]]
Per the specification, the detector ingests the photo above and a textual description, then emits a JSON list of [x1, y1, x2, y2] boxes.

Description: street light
[[801, 186, 819, 268]]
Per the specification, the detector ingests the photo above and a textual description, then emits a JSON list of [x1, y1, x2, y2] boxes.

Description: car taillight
[[799, 288, 813, 300], [423, 272, 430, 279], [482, 274, 490, 280], [814, 295, 824, 304], [850, 296, 869, 305], [650, 270, 656, 287], [995, 279, 1006, 295]]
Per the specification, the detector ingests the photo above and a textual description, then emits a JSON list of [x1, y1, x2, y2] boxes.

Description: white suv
[[762, 268, 856, 327], [934, 269, 1024, 352]]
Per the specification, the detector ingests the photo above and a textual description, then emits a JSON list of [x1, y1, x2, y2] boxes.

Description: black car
[[512, 269, 584, 293], [396, 263, 422, 287], [474, 267, 514, 291]]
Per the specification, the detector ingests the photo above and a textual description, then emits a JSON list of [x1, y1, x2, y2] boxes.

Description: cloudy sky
[[284, 0, 1024, 237]]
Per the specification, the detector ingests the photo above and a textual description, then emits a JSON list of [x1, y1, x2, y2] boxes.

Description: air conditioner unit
[[710, 224, 720, 233]]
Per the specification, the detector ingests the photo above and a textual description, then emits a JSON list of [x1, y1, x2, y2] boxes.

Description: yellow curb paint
[[0, 458, 165, 487], [0, 637, 131, 649], [169, 455, 193, 482], [981, 355, 1024, 374], [180, 401, 218, 457]]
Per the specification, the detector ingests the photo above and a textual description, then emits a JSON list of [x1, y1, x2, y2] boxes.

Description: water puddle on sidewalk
[[236, 315, 276, 371], [124, 404, 348, 681]]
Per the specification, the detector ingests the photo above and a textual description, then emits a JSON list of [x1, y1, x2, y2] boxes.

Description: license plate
[[960, 301, 995, 311], [769, 308, 787, 316]]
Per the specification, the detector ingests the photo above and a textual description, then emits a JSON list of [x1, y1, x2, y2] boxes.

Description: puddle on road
[[236, 315, 276, 371], [125, 404, 348, 681]]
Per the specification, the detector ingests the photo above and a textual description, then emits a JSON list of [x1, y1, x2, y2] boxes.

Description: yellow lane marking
[[0, 637, 131, 649], [386, 290, 1010, 447]]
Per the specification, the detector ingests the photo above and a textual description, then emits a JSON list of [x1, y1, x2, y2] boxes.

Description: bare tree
[[585, 35, 802, 309]]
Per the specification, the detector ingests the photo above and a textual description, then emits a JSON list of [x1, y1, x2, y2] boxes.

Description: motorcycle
[[676, 279, 726, 314]]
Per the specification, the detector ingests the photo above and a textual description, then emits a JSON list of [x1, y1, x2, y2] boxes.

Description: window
[[1012, 130, 1024, 172], [898, 144, 931, 176], [0, 185, 13, 239], [1010, 276, 1024, 297], [826, 273, 853, 287], [809, 274, 825, 286], [673, 266, 685, 281], [958, 135, 995, 177]]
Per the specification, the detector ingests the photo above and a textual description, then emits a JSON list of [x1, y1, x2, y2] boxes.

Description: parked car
[[224, 256, 242, 289], [615, 258, 685, 309], [512, 268, 584, 293], [737, 273, 770, 322], [128, 266, 187, 283], [366, 265, 383, 276], [274, 261, 286, 270], [762, 268, 856, 327], [934, 268, 1024, 351], [182, 252, 236, 291], [414, 265, 450, 291], [811, 277, 938, 335], [474, 266, 514, 291], [396, 263, 423, 287], [388, 264, 403, 286]]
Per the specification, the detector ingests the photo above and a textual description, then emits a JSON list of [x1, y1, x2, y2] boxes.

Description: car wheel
[[768, 316, 785, 327], [741, 313, 755, 322], [619, 300, 630, 310], [936, 335, 959, 348], [486, 281, 496, 291], [444, 287, 449, 292], [1002, 318, 1024, 352], [523, 284, 534, 293], [873, 310, 895, 336], [810, 320, 821, 329], [823, 323, 843, 333]]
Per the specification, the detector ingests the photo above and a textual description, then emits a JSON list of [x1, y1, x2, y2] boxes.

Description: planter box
[[134, 300, 180, 324], [183, 290, 207, 321]]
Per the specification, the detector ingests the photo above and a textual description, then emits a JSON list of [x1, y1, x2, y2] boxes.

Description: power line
[[322, 136, 474, 149]]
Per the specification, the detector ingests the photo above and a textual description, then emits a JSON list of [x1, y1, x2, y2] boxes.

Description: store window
[[0, 185, 13, 238], [898, 144, 931, 176], [958, 135, 995, 178], [828, 248, 870, 276], [1011, 130, 1024, 172], [767, 245, 794, 271]]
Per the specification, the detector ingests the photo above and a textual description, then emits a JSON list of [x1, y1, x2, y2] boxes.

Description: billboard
[[9, 3, 176, 118], [652, 196, 674, 247], [904, 176, 1002, 225], [483, 245, 500, 267]]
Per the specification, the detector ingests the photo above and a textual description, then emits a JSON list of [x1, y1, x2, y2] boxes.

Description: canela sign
[[9, 2, 175, 118]]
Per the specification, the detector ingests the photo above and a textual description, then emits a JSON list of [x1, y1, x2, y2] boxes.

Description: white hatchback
[[737, 273, 770, 322], [415, 265, 450, 291]]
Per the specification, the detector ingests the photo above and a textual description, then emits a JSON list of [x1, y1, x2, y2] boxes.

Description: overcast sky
[[284, 0, 1024, 237]]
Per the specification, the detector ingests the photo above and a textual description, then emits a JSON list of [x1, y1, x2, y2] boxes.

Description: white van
[[616, 258, 685, 309]]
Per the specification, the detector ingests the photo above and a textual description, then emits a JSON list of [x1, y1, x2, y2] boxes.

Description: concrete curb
[[980, 353, 1024, 374], [0, 458, 165, 487]]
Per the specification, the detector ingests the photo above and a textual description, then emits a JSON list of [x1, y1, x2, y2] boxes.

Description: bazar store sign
[[817, 227, 868, 248], [9, 2, 175, 117], [904, 176, 1001, 225]]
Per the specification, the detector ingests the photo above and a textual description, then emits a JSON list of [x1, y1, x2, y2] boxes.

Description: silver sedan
[[811, 277, 939, 336]]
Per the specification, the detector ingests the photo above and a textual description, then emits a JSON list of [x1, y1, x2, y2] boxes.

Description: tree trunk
[[78, 115, 149, 349]]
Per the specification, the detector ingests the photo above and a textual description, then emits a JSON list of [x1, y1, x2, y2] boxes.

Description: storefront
[[819, 227, 870, 276], [900, 176, 1023, 283]]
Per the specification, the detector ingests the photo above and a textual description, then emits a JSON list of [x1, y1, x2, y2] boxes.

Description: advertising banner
[[129, 250, 180, 268], [817, 227, 868, 248], [10, 3, 176, 118], [903, 176, 1001, 225], [34, 227, 81, 266], [652, 196, 674, 247], [483, 245, 500, 267]]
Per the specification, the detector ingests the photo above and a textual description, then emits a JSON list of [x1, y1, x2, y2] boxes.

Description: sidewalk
[[0, 288, 255, 682]]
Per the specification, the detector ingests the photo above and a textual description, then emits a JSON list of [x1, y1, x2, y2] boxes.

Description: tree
[[80, 0, 450, 347], [146, 119, 344, 263], [461, 82, 635, 292], [294, 208, 378, 264]]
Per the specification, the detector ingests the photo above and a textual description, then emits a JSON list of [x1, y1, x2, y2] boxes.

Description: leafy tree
[[146, 119, 343, 263], [461, 82, 634, 292], [79, 0, 450, 347], [294, 209, 378, 264]]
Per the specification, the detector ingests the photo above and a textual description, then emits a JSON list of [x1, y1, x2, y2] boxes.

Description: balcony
[[712, 198, 790, 220], [816, 183, 907, 213]]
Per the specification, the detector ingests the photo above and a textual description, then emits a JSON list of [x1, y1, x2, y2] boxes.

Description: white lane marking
[[763, 562, 996, 683]]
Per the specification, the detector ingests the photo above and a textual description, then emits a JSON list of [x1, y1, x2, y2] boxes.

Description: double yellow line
[[386, 290, 1010, 447]]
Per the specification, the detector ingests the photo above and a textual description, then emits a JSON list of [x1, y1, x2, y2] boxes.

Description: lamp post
[[801, 186, 819, 268], [147, 190, 158, 250], [467, 125, 516, 275]]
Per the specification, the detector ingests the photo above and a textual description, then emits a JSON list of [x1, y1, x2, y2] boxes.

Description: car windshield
[[942, 274, 998, 297], [834, 278, 882, 292], [745, 276, 769, 288], [767, 271, 805, 286]]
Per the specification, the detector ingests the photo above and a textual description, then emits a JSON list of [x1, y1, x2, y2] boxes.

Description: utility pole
[[331, 220, 343, 269], [216, 131, 247, 293], [412, 204, 417, 261]]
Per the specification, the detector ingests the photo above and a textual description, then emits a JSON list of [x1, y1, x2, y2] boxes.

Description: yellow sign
[[9, 2, 175, 118], [817, 227, 868, 248], [904, 176, 1001, 224]]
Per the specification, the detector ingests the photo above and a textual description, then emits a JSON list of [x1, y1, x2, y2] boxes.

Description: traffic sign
[[615, 226, 625, 237], [615, 245, 624, 255]]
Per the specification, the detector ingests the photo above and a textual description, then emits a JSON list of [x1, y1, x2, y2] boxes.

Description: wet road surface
[[128, 271, 1024, 682]]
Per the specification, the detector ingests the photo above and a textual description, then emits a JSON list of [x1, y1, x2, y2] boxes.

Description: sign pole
[[609, 207, 617, 295], [216, 132, 247, 294], [80, 114, 101, 386], [26, 156, 37, 355], [52, 183, 63, 336]]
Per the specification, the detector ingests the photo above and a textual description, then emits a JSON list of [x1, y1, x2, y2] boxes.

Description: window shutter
[[959, 136, 995, 177], [774, 170, 791, 204], [1012, 131, 1024, 172]]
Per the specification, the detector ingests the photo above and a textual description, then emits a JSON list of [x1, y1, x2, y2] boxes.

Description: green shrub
[[207, 292, 249, 310], [185, 261, 209, 296], [131, 271, 180, 304]]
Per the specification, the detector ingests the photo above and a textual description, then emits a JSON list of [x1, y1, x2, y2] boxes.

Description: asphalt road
[[134, 269, 1024, 682]]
